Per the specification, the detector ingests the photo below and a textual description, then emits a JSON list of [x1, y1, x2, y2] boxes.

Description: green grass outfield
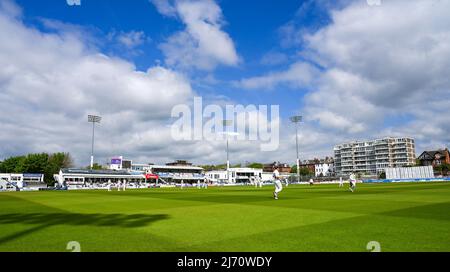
[[0, 182, 449, 252]]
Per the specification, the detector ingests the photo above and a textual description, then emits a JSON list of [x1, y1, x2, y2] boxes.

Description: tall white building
[[334, 137, 416, 176]]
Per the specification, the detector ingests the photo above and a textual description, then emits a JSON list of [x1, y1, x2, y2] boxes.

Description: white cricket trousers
[[274, 180, 283, 193]]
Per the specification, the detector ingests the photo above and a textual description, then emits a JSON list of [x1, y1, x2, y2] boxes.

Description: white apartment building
[[334, 137, 416, 176]]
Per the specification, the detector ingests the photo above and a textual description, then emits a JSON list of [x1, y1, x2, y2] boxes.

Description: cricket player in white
[[349, 173, 356, 192], [257, 176, 263, 188], [123, 179, 127, 191], [254, 176, 262, 188], [339, 177, 344, 188], [107, 180, 112, 191], [273, 167, 283, 200], [117, 180, 122, 191]]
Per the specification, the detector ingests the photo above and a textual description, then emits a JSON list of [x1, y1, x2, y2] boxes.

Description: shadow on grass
[[0, 213, 169, 245], [380, 202, 450, 221]]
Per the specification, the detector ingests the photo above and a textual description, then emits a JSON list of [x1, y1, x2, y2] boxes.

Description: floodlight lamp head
[[290, 116, 303, 123], [88, 115, 102, 123]]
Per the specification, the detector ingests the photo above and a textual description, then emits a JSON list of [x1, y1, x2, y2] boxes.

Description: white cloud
[[0, 0, 20, 18], [149, 0, 177, 17], [153, 0, 239, 71], [303, 0, 450, 146], [238, 0, 450, 153], [236, 62, 319, 90], [116, 30, 147, 49], [0, 2, 195, 165], [260, 51, 288, 66], [0, 1, 317, 166], [8, 0, 450, 168]]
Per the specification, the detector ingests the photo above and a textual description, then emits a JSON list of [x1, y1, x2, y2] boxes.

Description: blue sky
[[1, 0, 449, 166], [15, 0, 330, 119]]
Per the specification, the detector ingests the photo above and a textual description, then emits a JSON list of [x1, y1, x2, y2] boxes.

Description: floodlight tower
[[290, 116, 303, 183], [223, 120, 233, 183], [88, 115, 102, 169]]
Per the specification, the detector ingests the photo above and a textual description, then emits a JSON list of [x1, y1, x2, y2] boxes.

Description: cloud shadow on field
[[0, 213, 169, 245], [379, 202, 450, 221]]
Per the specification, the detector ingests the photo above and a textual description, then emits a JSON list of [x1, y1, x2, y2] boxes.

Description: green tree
[[198, 164, 227, 171], [247, 163, 263, 169], [199, 165, 214, 171], [44, 153, 74, 185], [444, 163, 450, 176], [291, 165, 313, 176], [435, 163, 450, 176], [379, 172, 386, 179], [0, 153, 73, 185], [87, 163, 106, 170], [416, 158, 422, 166], [0, 156, 26, 173], [290, 165, 297, 174], [15, 153, 48, 173], [300, 167, 313, 176], [291, 165, 312, 175], [215, 164, 227, 170]]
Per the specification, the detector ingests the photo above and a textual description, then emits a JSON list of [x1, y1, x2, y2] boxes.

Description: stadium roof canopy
[[149, 165, 204, 171], [61, 168, 135, 176]]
